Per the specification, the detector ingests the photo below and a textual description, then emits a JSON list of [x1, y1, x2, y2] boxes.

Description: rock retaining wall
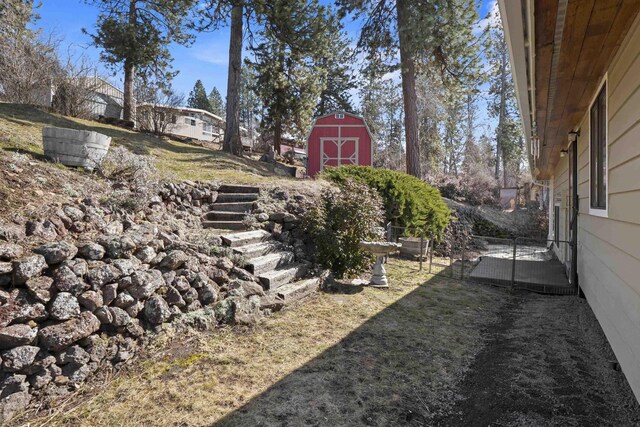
[[0, 180, 315, 423]]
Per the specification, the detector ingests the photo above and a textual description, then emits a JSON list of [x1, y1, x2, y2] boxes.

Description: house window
[[171, 114, 177, 124], [590, 81, 607, 210], [335, 113, 344, 119]]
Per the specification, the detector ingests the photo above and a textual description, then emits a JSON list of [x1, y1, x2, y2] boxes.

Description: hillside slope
[[0, 103, 294, 184]]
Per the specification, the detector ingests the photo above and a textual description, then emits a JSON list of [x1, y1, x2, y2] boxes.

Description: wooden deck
[[470, 256, 575, 295]]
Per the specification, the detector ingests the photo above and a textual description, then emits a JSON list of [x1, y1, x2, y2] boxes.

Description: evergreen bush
[[301, 179, 385, 279], [322, 166, 451, 239]]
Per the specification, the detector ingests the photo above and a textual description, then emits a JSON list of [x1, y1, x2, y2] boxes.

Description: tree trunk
[[396, 0, 421, 178], [223, 2, 243, 156], [122, 0, 136, 123], [273, 50, 285, 155]]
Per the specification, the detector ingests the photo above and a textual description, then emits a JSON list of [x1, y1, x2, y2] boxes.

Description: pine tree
[[239, 64, 260, 143], [338, 0, 480, 177], [361, 75, 404, 171], [314, 29, 356, 116], [250, 0, 337, 154], [208, 86, 225, 116], [187, 80, 212, 111], [484, 4, 524, 187], [84, 0, 195, 122]]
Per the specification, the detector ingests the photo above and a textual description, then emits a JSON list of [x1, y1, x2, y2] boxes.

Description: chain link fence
[[385, 223, 575, 295]]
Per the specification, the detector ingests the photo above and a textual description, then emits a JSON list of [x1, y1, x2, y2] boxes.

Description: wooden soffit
[[534, 0, 640, 179]]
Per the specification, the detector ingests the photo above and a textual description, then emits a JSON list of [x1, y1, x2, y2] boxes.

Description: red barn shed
[[306, 111, 374, 177]]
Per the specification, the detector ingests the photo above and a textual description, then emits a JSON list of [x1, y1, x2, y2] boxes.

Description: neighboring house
[[306, 111, 374, 178], [500, 0, 640, 402], [138, 105, 224, 143], [87, 77, 125, 120], [280, 143, 307, 161]]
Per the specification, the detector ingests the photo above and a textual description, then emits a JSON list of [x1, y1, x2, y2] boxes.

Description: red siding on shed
[[306, 112, 373, 177]]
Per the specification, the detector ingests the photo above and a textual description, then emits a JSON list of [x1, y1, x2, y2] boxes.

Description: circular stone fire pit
[[359, 241, 402, 288]]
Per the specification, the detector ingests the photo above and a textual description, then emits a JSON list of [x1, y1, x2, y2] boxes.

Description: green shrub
[[322, 166, 451, 239], [301, 179, 385, 279]]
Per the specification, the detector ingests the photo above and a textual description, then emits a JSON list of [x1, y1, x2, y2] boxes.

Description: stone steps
[[258, 264, 308, 290], [246, 251, 295, 276], [203, 210, 246, 221], [233, 241, 280, 258], [221, 229, 271, 248], [218, 184, 260, 194], [202, 220, 246, 230], [209, 202, 254, 213], [216, 193, 259, 203], [274, 277, 320, 303]]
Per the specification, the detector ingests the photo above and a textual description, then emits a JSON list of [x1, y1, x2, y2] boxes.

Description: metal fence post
[[460, 239, 466, 280], [419, 231, 424, 271], [511, 238, 518, 289]]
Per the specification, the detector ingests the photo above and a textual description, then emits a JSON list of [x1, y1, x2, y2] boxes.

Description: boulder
[[33, 241, 78, 265], [49, 292, 81, 320], [29, 369, 53, 390], [129, 270, 163, 299], [108, 307, 131, 327], [1, 345, 41, 372], [102, 283, 118, 306], [124, 301, 143, 318], [56, 345, 90, 365], [208, 267, 230, 286], [76, 242, 105, 260], [0, 390, 31, 424], [197, 283, 218, 305], [78, 290, 103, 311], [38, 312, 100, 351], [25, 219, 58, 241], [159, 250, 188, 270], [0, 290, 47, 328], [97, 235, 136, 259], [94, 306, 113, 324], [53, 265, 88, 295], [165, 286, 185, 308], [87, 264, 119, 290], [12, 255, 47, 285], [61, 258, 88, 277], [0, 223, 25, 242], [134, 246, 156, 264], [62, 205, 84, 222], [143, 296, 171, 325], [0, 262, 12, 275], [111, 258, 139, 277], [0, 325, 37, 349], [216, 257, 234, 272], [113, 292, 135, 308], [172, 276, 191, 293], [182, 288, 198, 304]]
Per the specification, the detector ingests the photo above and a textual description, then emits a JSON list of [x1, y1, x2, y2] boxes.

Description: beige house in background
[[500, 0, 640, 402]]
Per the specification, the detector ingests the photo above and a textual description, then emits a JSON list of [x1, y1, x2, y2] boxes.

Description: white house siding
[[551, 14, 640, 402]]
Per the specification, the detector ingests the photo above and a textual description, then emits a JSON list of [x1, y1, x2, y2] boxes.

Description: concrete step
[[216, 193, 259, 203], [258, 264, 308, 290], [202, 221, 246, 230], [274, 277, 320, 304], [219, 184, 260, 194], [203, 211, 246, 221], [233, 241, 280, 258], [246, 252, 295, 276], [211, 202, 254, 213], [221, 229, 271, 248]]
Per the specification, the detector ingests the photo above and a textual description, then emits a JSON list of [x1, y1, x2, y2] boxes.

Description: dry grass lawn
[[0, 103, 299, 185], [16, 260, 503, 426]]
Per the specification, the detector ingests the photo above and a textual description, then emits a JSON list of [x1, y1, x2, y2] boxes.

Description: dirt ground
[[435, 294, 640, 426], [14, 260, 640, 426]]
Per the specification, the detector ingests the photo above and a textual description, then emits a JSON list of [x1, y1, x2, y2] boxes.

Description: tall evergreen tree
[[338, 0, 480, 177], [484, 4, 524, 187], [84, 0, 195, 122], [239, 64, 260, 143], [250, 0, 338, 153], [187, 79, 212, 111], [314, 29, 356, 116], [208, 86, 225, 116]]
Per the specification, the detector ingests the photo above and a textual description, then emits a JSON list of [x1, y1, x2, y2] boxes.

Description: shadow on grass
[[214, 262, 489, 427]]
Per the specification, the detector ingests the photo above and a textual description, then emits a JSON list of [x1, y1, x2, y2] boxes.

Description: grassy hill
[[0, 103, 296, 184]]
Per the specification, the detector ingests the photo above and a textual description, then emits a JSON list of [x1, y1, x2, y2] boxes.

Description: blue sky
[[38, 0, 496, 104]]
